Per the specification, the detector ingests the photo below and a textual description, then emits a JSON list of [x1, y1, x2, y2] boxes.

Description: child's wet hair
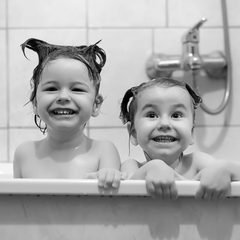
[[21, 38, 106, 133], [22, 38, 106, 103], [119, 77, 202, 133]]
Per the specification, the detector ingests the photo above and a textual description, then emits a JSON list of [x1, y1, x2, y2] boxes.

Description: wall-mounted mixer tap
[[146, 16, 231, 115], [146, 18, 226, 79]]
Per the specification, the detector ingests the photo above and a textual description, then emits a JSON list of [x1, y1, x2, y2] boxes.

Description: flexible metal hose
[[193, 0, 232, 114]]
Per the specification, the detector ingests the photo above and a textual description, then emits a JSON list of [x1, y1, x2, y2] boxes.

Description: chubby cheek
[[179, 124, 194, 144], [135, 122, 153, 144]]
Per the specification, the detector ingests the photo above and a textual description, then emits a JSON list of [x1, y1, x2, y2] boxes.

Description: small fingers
[[97, 170, 107, 187], [112, 172, 122, 188], [98, 169, 124, 189], [202, 190, 213, 201], [195, 185, 205, 200], [161, 184, 171, 200], [218, 191, 227, 200], [83, 172, 98, 179], [196, 187, 214, 201], [212, 189, 228, 200], [154, 184, 163, 200], [98, 170, 113, 189], [161, 183, 178, 200], [146, 181, 157, 199], [146, 180, 178, 200], [196, 186, 228, 201], [169, 183, 178, 200], [121, 172, 128, 180]]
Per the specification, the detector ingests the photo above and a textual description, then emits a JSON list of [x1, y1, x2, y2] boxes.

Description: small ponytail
[[185, 83, 202, 109], [119, 88, 135, 124]]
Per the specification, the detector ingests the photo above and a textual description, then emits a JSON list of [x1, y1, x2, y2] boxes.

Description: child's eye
[[45, 87, 58, 91], [172, 112, 183, 118], [72, 88, 86, 92], [146, 112, 158, 118]]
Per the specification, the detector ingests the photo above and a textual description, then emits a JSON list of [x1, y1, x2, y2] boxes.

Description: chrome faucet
[[146, 18, 227, 79], [181, 18, 207, 71]]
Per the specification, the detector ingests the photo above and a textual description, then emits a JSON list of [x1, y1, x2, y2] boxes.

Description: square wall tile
[[228, 0, 240, 26], [154, 29, 184, 55], [199, 29, 224, 54], [9, 128, 45, 162], [88, 0, 166, 27], [0, 0, 6, 27], [8, 29, 86, 127], [0, 31, 7, 127], [0, 130, 7, 162], [88, 29, 152, 127], [89, 127, 145, 163], [229, 29, 240, 125], [8, 0, 86, 27], [168, 0, 222, 27]]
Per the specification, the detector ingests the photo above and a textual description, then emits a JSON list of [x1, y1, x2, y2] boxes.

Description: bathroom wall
[[0, 0, 239, 163]]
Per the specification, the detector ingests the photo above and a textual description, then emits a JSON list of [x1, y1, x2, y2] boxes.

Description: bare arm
[[192, 152, 216, 173], [192, 152, 240, 200], [98, 140, 121, 170], [13, 145, 24, 178], [121, 159, 142, 179], [221, 161, 240, 181]]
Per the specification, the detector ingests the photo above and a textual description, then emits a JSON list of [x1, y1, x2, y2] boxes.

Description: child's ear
[[190, 127, 195, 145], [33, 102, 38, 115], [92, 95, 102, 117], [127, 122, 138, 146]]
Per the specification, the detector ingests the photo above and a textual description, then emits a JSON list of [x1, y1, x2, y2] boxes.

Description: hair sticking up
[[21, 38, 106, 103], [21, 38, 107, 134]]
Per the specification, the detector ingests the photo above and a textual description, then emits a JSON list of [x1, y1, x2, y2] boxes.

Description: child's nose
[[157, 116, 171, 130], [56, 89, 71, 103]]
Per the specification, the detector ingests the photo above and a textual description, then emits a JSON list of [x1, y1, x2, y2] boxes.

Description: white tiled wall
[[1, 0, 239, 163]]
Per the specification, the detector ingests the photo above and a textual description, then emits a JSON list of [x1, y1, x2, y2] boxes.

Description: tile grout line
[[5, 0, 10, 162]]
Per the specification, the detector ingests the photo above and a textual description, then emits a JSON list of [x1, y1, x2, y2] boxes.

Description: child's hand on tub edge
[[192, 161, 231, 201], [83, 168, 128, 189], [143, 161, 187, 201]]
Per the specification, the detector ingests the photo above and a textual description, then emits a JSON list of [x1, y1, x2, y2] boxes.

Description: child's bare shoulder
[[121, 159, 142, 178], [91, 139, 121, 167], [184, 151, 216, 170], [14, 140, 42, 159], [15, 141, 34, 153], [122, 158, 142, 167]]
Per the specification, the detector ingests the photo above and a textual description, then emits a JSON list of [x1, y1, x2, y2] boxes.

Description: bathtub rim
[[0, 163, 239, 197], [0, 179, 239, 197]]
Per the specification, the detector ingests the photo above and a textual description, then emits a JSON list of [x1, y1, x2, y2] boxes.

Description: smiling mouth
[[152, 136, 176, 142], [52, 109, 77, 115]]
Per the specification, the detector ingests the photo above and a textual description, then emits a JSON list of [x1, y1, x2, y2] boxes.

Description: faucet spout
[[181, 18, 207, 71], [182, 18, 207, 44]]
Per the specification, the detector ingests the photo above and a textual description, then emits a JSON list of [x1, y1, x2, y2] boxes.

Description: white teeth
[[153, 136, 175, 142], [53, 110, 74, 115]]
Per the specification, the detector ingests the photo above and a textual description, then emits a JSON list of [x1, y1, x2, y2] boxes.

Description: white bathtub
[[0, 163, 240, 240]]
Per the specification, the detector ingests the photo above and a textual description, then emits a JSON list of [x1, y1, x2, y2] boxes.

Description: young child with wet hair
[[13, 38, 126, 188], [120, 77, 240, 200]]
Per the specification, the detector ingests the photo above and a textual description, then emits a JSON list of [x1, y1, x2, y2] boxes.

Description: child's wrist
[[217, 161, 236, 180]]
